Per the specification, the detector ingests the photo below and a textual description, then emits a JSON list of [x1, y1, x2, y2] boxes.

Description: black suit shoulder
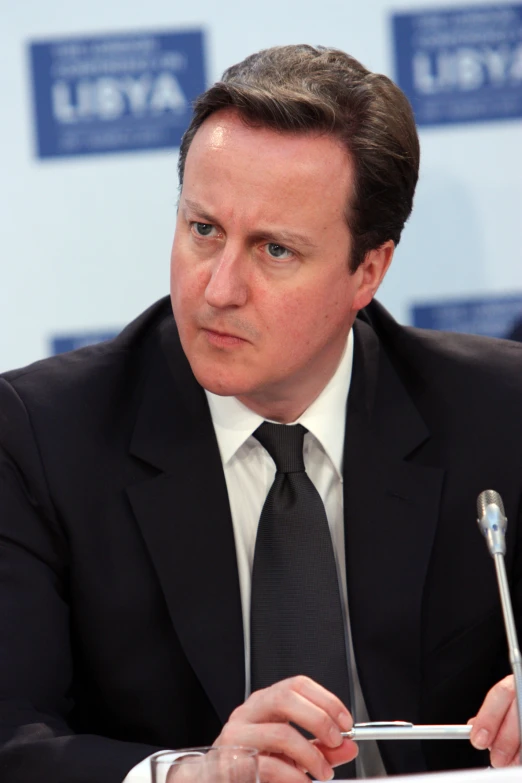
[[358, 300, 522, 487], [2, 296, 174, 410], [0, 297, 178, 536], [362, 298, 522, 406], [1, 297, 175, 450]]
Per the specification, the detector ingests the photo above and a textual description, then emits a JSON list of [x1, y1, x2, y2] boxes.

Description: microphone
[[477, 490, 522, 749], [477, 489, 507, 556]]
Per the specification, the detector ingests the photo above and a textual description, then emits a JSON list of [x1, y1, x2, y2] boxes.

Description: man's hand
[[469, 675, 520, 767], [214, 675, 358, 782]]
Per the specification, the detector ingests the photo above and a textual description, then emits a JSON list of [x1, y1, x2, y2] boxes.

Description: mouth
[[202, 328, 249, 348]]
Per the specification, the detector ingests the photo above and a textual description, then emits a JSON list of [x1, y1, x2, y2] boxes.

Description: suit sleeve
[[0, 377, 162, 783]]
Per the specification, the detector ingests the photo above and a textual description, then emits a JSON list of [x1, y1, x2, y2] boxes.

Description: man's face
[[170, 109, 389, 420]]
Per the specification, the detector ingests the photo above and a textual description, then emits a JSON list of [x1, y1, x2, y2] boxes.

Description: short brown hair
[[178, 44, 420, 271]]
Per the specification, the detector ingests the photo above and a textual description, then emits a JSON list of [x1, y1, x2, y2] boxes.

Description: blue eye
[[193, 222, 215, 236], [266, 243, 292, 259]]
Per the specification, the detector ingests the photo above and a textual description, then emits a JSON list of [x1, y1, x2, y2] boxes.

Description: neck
[[236, 395, 312, 424], [236, 327, 353, 423], [236, 355, 344, 423]]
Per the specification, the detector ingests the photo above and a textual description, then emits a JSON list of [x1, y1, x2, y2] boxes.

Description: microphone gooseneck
[[477, 490, 522, 760]]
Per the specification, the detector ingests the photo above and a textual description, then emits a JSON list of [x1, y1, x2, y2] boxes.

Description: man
[[0, 44, 521, 783]]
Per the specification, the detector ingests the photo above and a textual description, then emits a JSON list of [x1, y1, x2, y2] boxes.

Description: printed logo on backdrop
[[392, 4, 522, 126], [411, 295, 522, 341], [51, 330, 120, 355], [29, 30, 206, 158]]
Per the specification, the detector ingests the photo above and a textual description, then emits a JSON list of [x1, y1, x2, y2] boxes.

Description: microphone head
[[477, 490, 507, 556], [477, 489, 505, 518]]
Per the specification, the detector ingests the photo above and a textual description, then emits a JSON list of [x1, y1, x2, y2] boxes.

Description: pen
[[342, 721, 472, 741]]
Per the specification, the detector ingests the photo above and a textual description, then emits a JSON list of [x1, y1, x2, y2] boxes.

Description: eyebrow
[[182, 198, 318, 250], [183, 199, 217, 225]]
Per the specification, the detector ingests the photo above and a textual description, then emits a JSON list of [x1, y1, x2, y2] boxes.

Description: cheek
[[263, 292, 318, 347], [267, 282, 352, 352], [277, 283, 339, 328], [171, 253, 208, 309]]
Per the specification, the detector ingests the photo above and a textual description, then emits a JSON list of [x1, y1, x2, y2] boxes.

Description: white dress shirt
[[125, 330, 385, 780]]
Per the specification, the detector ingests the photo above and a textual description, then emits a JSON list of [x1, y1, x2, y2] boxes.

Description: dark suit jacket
[[1, 297, 522, 782]]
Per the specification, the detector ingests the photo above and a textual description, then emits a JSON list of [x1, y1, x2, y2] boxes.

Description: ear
[[352, 240, 395, 311]]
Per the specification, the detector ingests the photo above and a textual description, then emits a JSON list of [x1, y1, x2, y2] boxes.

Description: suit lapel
[[126, 318, 245, 724], [345, 320, 445, 774]]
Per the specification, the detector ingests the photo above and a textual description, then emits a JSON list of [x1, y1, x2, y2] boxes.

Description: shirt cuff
[[122, 753, 155, 783], [122, 751, 178, 783]]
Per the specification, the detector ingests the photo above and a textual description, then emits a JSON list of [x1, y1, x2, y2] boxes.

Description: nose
[[204, 244, 248, 309]]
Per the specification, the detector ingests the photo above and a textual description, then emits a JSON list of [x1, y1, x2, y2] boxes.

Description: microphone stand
[[492, 551, 522, 736], [334, 492, 522, 749], [477, 490, 522, 748]]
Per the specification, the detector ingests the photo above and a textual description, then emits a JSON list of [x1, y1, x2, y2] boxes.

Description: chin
[[190, 363, 255, 399], [199, 378, 253, 398]]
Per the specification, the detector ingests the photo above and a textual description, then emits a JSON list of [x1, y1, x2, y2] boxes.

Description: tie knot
[[254, 422, 307, 473]]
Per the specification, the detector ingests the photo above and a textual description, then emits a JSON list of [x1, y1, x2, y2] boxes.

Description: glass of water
[[151, 746, 259, 783]]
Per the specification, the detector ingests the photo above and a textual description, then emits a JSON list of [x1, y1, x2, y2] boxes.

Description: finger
[[258, 754, 316, 783], [252, 688, 345, 747], [489, 696, 520, 768], [292, 675, 353, 731], [238, 676, 351, 726], [316, 737, 359, 768], [469, 676, 516, 752], [233, 676, 352, 745], [218, 722, 334, 781]]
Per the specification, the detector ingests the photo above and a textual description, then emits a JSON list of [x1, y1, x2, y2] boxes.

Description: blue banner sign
[[411, 295, 522, 340], [392, 4, 522, 126], [29, 29, 206, 158], [51, 330, 120, 355]]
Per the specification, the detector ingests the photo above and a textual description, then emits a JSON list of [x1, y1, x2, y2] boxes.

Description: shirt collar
[[205, 329, 354, 477]]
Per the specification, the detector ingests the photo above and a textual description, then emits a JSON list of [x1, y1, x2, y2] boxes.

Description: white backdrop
[[1, 0, 521, 371]]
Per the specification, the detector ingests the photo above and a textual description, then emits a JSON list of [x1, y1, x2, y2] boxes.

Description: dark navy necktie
[[250, 421, 352, 714]]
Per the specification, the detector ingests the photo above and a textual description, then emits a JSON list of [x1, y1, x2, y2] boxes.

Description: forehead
[[182, 109, 354, 226]]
